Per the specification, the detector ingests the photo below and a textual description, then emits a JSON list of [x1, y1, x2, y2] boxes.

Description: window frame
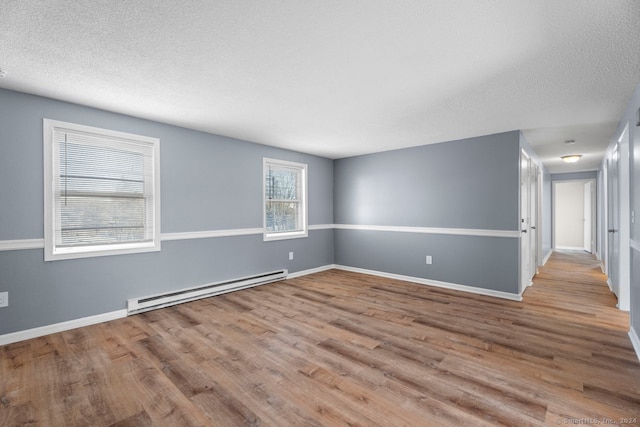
[[263, 158, 308, 242], [43, 119, 161, 261]]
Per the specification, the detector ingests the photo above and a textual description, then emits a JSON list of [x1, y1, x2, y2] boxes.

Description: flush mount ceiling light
[[561, 154, 582, 163], [564, 139, 576, 144]]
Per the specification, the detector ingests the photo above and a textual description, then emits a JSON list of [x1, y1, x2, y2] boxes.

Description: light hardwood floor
[[1, 251, 639, 426]]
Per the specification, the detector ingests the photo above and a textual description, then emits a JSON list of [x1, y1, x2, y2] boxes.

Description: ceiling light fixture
[[564, 139, 576, 144], [561, 154, 582, 163]]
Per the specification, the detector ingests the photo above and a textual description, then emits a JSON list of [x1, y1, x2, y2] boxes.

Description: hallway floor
[[521, 250, 639, 423]]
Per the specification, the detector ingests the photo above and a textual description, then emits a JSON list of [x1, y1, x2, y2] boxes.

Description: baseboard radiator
[[127, 269, 288, 315]]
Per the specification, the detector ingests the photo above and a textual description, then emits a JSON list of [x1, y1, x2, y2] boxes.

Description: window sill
[[263, 231, 308, 242], [45, 241, 161, 261]]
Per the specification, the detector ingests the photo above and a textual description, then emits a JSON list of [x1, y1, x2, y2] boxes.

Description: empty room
[[1, 1, 640, 426]]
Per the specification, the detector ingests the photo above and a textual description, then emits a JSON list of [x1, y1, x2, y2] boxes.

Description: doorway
[[520, 150, 540, 293], [552, 179, 596, 252], [606, 124, 631, 311]]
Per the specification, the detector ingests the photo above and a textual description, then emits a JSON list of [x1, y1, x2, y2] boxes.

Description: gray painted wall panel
[[0, 88, 334, 335], [335, 230, 519, 294], [606, 81, 640, 336], [333, 131, 521, 293], [610, 82, 640, 243], [334, 131, 521, 231], [550, 171, 597, 181]]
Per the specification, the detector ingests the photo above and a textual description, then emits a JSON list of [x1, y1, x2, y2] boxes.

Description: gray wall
[[334, 131, 522, 294], [0, 88, 334, 334], [610, 81, 640, 335], [550, 171, 597, 181]]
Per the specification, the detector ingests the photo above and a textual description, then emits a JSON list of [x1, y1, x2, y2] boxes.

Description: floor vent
[[127, 269, 288, 315]]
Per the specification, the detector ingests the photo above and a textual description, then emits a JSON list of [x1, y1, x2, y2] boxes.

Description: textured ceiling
[[1, 1, 639, 172]]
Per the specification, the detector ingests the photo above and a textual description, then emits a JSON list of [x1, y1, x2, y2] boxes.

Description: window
[[263, 158, 307, 241], [43, 119, 160, 260]]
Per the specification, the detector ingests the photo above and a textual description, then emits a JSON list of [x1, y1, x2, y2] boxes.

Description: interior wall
[[607, 81, 640, 337], [0, 88, 335, 335], [554, 181, 585, 249], [334, 131, 521, 294]]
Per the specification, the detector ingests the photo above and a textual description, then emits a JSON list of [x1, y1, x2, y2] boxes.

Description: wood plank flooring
[[1, 251, 639, 426]]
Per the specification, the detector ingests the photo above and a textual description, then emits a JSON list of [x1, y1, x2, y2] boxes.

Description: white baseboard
[[0, 309, 127, 346], [606, 278, 613, 292], [555, 246, 586, 251], [287, 264, 336, 279], [542, 250, 553, 266], [629, 327, 640, 363], [334, 265, 522, 301]]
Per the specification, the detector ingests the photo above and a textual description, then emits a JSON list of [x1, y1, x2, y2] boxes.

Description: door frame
[[519, 150, 541, 292], [583, 180, 595, 253], [617, 124, 631, 311], [552, 179, 596, 252], [520, 150, 531, 294]]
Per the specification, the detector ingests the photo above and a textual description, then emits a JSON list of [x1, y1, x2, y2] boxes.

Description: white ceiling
[[1, 1, 639, 173]]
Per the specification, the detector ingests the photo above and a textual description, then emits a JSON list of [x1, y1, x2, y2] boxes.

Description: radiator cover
[[127, 269, 288, 315]]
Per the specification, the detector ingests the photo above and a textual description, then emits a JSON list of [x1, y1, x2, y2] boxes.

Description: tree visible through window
[[263, 158, 307, 241]]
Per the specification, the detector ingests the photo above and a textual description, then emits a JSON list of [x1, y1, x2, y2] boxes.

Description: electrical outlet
[[426, 255, 432, 265], [289, 252, 294, 261], [0, 292, 8, 308]]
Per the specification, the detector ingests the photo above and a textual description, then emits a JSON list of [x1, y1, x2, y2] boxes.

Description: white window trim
[[263, 158, 308, 242], [43, 119, 161, 261]]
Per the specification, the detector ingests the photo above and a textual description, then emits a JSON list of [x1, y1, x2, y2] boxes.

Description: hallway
[[522, 250, 640, 422]]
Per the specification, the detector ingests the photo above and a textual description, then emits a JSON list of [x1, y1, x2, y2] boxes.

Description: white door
[[607, 147, 620, 297], [529, 161, 538, 275], [520, 150, 531, 293], [618, 125, 631, 311], [583, 181, 592, 253]]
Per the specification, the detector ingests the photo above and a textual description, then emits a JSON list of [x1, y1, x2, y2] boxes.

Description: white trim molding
[[554, 246, 587, 251], [0, 224, 517, 251], [308, 224, 334, 231], [631, 239, 640, 253], [161, 228, 263, 241], [0, 238, 45, 251], [0, 309, 127, 346], [333, 224, 520, 238], [0, 225, 336, 250], [334, 265, 522, 301], [287, 264, 336, 279], [542, 250, 553, 266], [629, 327, 640, 363]]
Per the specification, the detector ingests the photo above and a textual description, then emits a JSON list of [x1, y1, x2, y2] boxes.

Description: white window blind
[[44, 119, 160, 260], [263, 158, 307, 241]]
